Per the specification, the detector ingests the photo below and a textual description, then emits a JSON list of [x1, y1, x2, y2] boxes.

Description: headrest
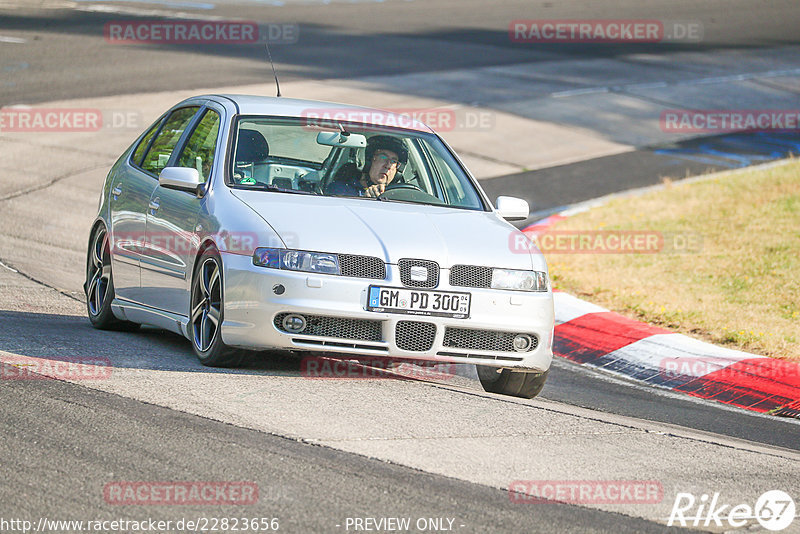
[[236, 129, 269, 162]]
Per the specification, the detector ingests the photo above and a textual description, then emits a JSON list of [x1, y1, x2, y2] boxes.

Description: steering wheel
[[378, 181, 445, 205], [381, 182, 423, 193]]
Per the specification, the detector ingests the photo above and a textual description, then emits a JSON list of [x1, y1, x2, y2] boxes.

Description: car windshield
[[229, 116, 486, 210]]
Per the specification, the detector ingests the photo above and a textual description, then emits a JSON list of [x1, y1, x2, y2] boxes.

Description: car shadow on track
[[0, 310, 479, 387], [0, 309, 302, 376]]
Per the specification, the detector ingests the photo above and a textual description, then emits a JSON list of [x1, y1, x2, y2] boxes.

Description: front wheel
[[477, 366, 549, 399], [190, 249, 245, 367]]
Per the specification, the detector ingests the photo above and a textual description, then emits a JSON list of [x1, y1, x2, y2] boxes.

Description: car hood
[[231, 191, 541, 271]]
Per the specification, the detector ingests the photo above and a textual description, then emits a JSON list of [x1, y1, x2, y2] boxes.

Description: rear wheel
[[477, 366, 549, 399], [190, 249, 245, 367], [85, 225, 139, 331]]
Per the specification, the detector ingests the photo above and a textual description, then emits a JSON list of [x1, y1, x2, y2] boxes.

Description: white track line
[[550, 66, 800, 98]]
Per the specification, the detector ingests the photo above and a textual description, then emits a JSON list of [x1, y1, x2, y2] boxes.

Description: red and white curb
[[524, 205, 800, 418], [550, 292, 800, 417]]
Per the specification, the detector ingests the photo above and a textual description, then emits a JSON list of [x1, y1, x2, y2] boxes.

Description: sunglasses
[[372, 153, 401, 167]]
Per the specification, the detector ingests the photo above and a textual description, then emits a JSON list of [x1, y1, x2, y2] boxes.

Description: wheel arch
[[84, 218, 109, 292], [88, 218, 108, 246], [188, 237, 224, 300], [191, 238, 222, 278]]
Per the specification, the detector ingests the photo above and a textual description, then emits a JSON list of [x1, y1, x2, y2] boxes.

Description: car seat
[[234, 129, 270, 184]]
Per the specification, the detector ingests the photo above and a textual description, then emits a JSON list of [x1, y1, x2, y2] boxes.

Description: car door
[[111, 106, 201, 305], [108, 116, 164, 302], [142, 105, 223, 315]]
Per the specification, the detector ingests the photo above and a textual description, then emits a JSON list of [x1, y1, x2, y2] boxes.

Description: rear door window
[[131, 117, 164, 167], [139, 107, 199, 176]]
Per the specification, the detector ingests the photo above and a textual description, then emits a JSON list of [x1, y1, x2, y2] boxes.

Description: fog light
[[282, 314, 306, 333], [512, 334, 532, 352]]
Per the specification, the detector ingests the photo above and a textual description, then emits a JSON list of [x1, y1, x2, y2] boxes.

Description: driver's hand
[[364, 184, 386, 198]]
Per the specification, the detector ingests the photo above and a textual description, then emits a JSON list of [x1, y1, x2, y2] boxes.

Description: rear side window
[[131, 117, 163, 167], [139, 107, 199, 176], [175, 109, 221, 183]]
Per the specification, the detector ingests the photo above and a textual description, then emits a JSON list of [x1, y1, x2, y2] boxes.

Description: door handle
[[112, 185, 122, 196], [148, 199, 160, 211]]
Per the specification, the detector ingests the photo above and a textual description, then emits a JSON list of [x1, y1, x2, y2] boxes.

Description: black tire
[[477, 366, 549, 399], [190, 248, 245, 367], [85, 225, 139, 331]]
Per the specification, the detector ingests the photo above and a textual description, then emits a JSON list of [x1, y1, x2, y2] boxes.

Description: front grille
[[399, 259, 439, 288], [450, 265, 492, 288], [274, 313, 382, 342], [395, 321, 436, 352], [437, 351, 524, 362], [340, 254, 386, 280], [443, 327, 538, 353]]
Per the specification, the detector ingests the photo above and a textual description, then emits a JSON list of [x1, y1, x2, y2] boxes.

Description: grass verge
[[542, 158, 800, 360]]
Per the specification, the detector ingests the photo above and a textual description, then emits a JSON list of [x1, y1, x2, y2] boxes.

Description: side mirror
[[495, 196, 529, 221], [316, 131, 368, 148], [159, 167, 201, 194]]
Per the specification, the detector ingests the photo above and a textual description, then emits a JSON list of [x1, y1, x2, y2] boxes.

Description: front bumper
[[220, 253, 554, 371]]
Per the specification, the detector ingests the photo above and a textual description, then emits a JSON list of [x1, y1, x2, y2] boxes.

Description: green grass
[[545, 158, 800, 360]]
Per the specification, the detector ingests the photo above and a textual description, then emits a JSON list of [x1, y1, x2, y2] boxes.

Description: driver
[[326, 135, 408, 197]]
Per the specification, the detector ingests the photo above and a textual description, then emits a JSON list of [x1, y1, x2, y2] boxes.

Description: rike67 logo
[[668, 490, 796, 531]]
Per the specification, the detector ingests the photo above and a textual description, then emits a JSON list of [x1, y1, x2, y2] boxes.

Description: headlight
[[253, 248, 340, 275], [491, 269, 548, 292]]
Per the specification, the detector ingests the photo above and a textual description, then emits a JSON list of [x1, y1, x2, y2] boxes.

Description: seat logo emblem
[[410, 266, 428, 281]]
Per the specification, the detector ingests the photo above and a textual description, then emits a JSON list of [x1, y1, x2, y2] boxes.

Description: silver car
[[85, 95, 554, 398]]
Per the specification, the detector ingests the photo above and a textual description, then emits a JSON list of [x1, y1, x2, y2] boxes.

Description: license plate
[[366, 286, 471, 319]]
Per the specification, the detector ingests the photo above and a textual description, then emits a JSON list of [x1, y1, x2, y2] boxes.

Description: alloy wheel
[[191, 257, 222, 352]]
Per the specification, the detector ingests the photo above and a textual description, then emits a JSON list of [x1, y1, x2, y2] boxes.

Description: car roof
[[204, 94, 435, 134]]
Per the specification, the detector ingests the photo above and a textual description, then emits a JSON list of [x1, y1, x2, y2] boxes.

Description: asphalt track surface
[[1, 0, 800, 106], [483, 131, 800, 220], [1, 360, 676, 534], [2, 1, 800, 532]]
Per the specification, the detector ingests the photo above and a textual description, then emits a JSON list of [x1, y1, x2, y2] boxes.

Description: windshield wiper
[[329, 194, 394, 202], [236, 183, 317, 195]]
